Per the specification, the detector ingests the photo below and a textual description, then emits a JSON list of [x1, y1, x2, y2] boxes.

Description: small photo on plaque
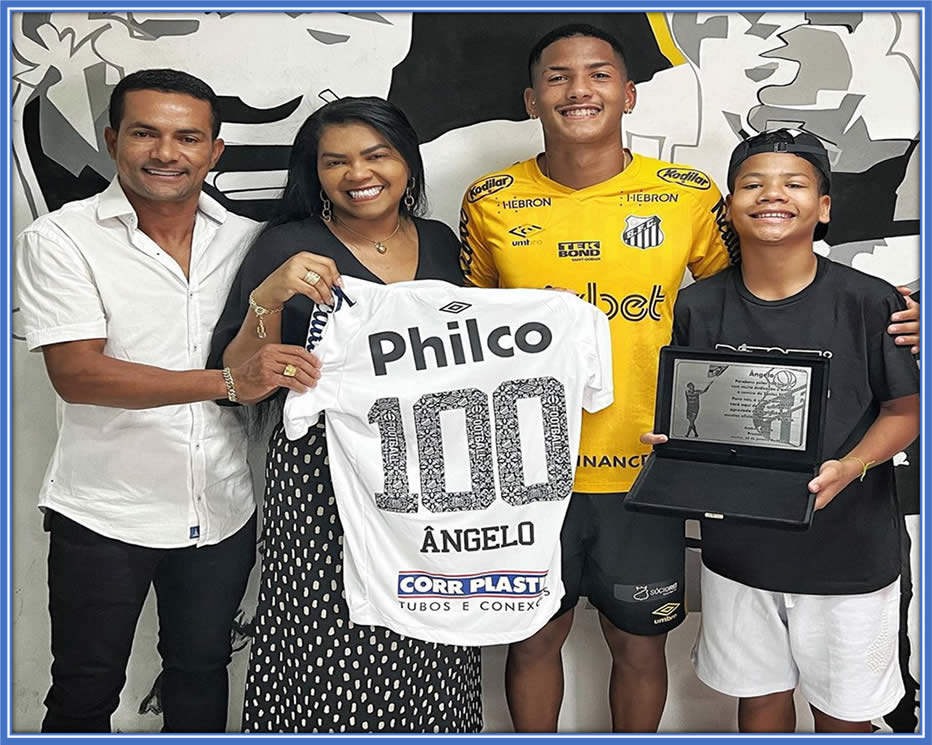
[[625, 347, 830, 530], [668, 359, 812, 450]]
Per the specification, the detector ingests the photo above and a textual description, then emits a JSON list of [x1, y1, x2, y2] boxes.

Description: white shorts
[[693, 563, 904, 722]]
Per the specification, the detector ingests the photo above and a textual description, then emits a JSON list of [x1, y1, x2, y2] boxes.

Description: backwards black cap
[[727, 129, 832, 242]]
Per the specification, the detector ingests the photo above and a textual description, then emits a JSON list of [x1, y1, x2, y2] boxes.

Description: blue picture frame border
[[1, 3, 928, 743]]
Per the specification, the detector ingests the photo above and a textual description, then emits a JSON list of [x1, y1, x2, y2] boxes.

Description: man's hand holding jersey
[[231, 344, 322, 404]]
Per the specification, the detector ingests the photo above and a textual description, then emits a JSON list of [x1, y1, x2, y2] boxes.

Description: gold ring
[[303, 270, 322, 285], [283, 363, 298, 378]]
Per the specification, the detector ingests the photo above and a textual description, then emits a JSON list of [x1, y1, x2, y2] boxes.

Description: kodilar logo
[[656, 167, 711, 190], [467, 174, 514, 202]]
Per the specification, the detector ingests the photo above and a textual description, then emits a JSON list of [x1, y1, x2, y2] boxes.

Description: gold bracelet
[[248, 291, 283, 339], [222, 367, 238, 403], [841, 455, 875, 482]]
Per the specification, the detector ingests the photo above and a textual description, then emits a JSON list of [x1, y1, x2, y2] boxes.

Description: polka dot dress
[[242, 421, 483, 733]]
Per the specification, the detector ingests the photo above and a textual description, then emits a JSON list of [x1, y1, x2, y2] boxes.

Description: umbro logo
[[439, 301, 472, 314], [509, 224, 544, 247], [508, 224, 543, 239], [652, 602, 680, 618], [651, 602, 681, 624]]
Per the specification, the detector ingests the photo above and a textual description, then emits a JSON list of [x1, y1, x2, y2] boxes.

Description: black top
[[209, 216, 463, 367], [673, 255, 919, 594]]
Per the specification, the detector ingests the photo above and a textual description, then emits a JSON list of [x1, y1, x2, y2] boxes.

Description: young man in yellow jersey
[[459, 23, 920, 733]]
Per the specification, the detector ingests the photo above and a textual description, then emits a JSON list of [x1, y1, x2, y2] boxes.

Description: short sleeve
[[867, 291, 920, 402], [15, 225, 107, 351], [458, 192, 499, 288], [576, 300, 613, 413], [686, 180, 737, 281]]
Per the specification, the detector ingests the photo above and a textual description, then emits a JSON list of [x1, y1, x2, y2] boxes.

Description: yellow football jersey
[[459, 154, 737, 493]]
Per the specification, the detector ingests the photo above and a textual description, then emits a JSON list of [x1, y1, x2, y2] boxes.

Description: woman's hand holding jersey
[[251, 251, 343, 308], [222, 250, 343, 402]]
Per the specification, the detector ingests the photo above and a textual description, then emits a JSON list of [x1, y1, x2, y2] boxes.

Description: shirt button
[[193, 344, 199, 351], [195, 443, 201, 450]]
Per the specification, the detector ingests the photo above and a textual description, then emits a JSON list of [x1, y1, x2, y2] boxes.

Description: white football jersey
[[284, 277, 613, 645]]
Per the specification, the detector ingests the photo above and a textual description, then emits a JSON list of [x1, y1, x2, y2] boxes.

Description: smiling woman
[[207, 96, 481, 733], [318, 121, 417, 266]]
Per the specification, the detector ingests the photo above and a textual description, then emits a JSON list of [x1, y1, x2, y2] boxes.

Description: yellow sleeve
[[458, 191, 498, 288], [686, 180, 739, 280]]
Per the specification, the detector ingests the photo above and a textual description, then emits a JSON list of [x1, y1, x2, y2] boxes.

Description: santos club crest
[[622, 215, 665, 249]]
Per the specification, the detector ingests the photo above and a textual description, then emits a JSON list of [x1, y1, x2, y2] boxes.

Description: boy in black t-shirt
[[645, 129, 920, 732]]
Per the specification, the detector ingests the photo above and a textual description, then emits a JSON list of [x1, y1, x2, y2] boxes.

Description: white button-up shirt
[[15, 178, 259, 548]]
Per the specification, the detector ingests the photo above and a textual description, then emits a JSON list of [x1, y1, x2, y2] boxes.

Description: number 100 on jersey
[[368, 375, 574, 514]]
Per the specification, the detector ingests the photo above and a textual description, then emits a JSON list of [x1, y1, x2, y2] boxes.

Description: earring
[[319, 189, 332, 222], [403, 179, 415, 211], [624, 104, 634, 115]]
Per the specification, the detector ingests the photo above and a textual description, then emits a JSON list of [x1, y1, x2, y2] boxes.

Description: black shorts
[[554, 492, 687, 635]]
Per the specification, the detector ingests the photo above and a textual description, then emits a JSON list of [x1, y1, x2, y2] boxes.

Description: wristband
[[841, 455, 875, 482], [222, 367, 238, 403]]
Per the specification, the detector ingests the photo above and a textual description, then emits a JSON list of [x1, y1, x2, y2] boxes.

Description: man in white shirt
[[15, 68, 320, 733]]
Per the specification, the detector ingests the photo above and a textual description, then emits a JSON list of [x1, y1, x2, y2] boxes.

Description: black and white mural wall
[[11, 11, 921, 732]]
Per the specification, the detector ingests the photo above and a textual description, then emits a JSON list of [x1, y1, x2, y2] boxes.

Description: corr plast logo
[[651, 602, 681, 622]]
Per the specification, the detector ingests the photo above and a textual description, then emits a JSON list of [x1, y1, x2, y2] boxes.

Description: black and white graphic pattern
[[494, 377, 573, 505], [368, 397, 416, 514], [413, 389, 495, 513]]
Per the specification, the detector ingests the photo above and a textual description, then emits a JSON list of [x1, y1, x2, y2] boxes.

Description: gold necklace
[[334, 215, 401, 254], [542, 150, 631, 180]]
